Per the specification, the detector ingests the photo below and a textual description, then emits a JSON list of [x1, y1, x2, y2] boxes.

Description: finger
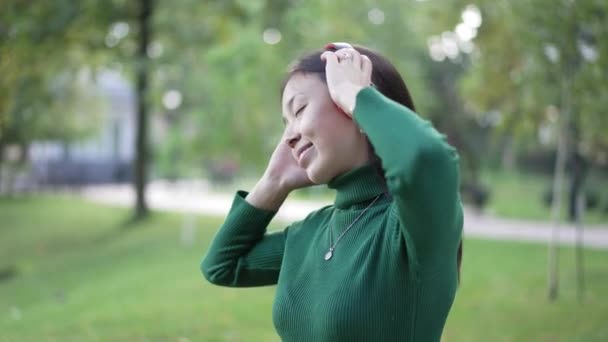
[[321, 51, 337, 64], [321, 51, 339, 69], [345, 48, 362, 68], [336, 48, 360, 67]]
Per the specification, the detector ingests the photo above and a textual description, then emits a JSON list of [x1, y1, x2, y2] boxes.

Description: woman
[[201, 42, 463, 342]]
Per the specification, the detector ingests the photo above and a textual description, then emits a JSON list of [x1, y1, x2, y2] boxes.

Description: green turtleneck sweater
[[201, 87, 463, 342]]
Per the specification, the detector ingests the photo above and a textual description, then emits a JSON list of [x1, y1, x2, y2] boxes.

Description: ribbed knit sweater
[[201, 86, 463, 341]]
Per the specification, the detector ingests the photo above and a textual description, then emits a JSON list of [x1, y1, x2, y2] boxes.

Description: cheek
[[304, 117, 334, 148], [331, 101, 350, 118], [299, 111, 324, 139], [315, 125, 354, 160], [301, 105, 354, 150]]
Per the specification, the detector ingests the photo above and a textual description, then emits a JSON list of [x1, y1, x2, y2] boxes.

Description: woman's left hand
[[320, 48, 373, 117]]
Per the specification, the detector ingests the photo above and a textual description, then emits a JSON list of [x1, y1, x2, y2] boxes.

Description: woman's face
[[281, 73, 370, 184]]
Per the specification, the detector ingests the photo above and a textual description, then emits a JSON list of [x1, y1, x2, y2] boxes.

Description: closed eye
[[295, 104, 307, 116]]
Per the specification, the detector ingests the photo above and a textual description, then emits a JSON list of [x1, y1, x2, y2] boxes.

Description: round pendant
[[324, 249, 333, 261]]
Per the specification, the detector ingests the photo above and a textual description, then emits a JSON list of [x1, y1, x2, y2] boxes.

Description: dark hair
[[281, 44, 462, 283], [281, 44, 416, 112]]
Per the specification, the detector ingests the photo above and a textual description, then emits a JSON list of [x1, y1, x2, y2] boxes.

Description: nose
[[283, 127, 301, 148]]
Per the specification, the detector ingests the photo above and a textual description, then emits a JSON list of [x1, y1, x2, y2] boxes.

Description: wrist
[[246, 176, 290, 210], [335, 83, 365, 115]]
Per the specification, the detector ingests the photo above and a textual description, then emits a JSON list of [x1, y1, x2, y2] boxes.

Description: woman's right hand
[[246, 135, 313, 210], [263, 135, 314, 192]]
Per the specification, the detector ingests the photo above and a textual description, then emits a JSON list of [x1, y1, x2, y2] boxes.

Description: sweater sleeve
[[200, 190, 289, 287], [353, 87, 463, 269]]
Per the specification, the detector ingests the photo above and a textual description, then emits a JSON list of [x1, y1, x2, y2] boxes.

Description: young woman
[[201, 42, 463, 342]]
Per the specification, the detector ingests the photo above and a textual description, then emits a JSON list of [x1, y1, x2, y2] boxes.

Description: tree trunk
[[568, 151, 588, 222], [547, 77, 572, 301], [575, 191, 585, 301], [133, 0, 153, 220], [501, 135, 516, 170]]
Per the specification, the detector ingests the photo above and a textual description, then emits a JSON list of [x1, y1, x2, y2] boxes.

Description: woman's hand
[[246, 134, 313, 210], [263, 134, 314, 191], [321, 48, 373, 116]]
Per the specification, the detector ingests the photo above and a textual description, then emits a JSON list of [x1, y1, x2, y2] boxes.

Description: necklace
[[324, 194, 383, 261]]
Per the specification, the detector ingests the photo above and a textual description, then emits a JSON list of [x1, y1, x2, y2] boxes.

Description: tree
[[0, 0, 107, 193], [429, 0, 608, 300], [133, 0, 153, 219]]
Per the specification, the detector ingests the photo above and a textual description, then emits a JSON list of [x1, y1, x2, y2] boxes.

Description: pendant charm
[[324, 248, 334, 261]]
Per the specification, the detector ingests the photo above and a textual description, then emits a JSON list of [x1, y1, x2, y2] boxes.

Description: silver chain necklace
[[324, 194, 383, 261]]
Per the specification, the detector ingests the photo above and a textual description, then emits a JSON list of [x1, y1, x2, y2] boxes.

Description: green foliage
[[146, 0, 440, 173], [433, 0, 608, 160], [3, 0, 607, 178], [0, 0, 128, 144]]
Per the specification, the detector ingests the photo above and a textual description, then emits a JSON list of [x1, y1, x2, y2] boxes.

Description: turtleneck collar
[[327, 163, 387, 209]]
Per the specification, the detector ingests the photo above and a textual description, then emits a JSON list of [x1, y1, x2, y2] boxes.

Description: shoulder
[[286, 204, 334, 237]]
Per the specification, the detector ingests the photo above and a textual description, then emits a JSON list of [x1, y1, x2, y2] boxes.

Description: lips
[[295, 143, 313, 165]]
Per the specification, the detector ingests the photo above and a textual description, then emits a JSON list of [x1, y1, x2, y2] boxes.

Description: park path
[[77, 180, 608, 250]]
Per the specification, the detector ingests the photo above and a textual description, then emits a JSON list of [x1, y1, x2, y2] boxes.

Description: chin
[[306, 159, 339, 185], [305, 168, 324, 185]]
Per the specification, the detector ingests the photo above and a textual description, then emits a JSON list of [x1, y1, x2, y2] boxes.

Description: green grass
[[1, 196, 607, 341], [480, 169, 608, 226], [0, 196, 277, 342], [444, 241, 608, 342]]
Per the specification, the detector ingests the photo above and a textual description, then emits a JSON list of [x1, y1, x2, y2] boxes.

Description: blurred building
[[29, 70, 135, 186]]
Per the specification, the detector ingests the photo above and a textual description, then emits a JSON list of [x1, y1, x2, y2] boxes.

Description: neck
[[327, 162, 387, 209]]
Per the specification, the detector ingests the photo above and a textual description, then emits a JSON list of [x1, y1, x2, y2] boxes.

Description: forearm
[[246, 176, 290, 211], [201, 190, 284, 287]]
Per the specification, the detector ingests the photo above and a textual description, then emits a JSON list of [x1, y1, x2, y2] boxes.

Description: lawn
[[1, 195, 607, 341], [479, 168, 607, 226]]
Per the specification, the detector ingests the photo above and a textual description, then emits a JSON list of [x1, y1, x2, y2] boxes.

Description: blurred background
[[1, 0, 607, 341]]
